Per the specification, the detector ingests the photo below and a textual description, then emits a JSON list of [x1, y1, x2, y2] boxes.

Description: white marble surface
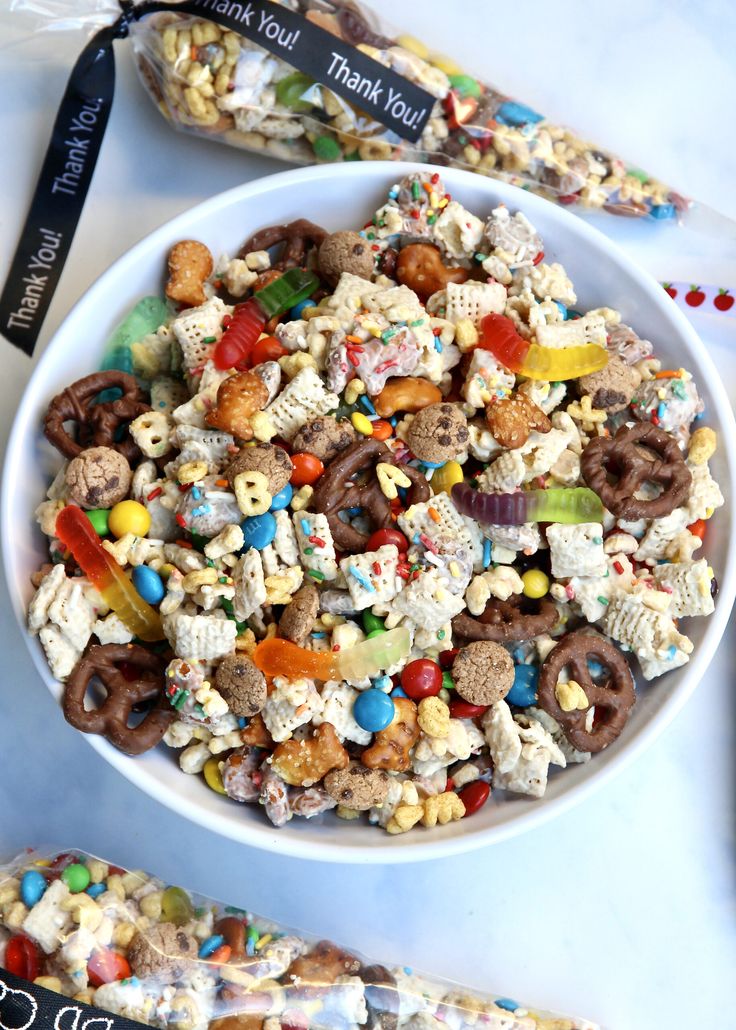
[[1, 3, 735, 1028]]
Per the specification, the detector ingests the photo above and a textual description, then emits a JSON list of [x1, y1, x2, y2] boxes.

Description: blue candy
[[199, 934, 226, 959], [391, 686, 408, 699], [20, 869, 47, 908], [587, 658, 605, 679], [353, 688, 395, 732], [290, 298, 317, 319], [506, 664, 538, 707], [132, 565, 165, 605], [241, 512, 277, 550], [651, 203, 676, 220], [496, 101, 543, 126], [86, 882, 106, 899], [554, 301, 568, 320], [269, 482, 293, 511], [495, 999, 520, 1013]]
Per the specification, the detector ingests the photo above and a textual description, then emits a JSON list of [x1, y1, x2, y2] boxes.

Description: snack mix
[[0, 849, 599, 1029], [131, 0, 683, 221], [28, 171, 723, 834]]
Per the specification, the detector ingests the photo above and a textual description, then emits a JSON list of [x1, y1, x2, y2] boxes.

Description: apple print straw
[[660, 282, 735, 317]]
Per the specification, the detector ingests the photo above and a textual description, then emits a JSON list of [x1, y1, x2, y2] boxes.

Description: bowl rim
[[4, 160, 736, 863]]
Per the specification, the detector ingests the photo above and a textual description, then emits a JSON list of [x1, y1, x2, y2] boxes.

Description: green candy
[[86, 509, 110, 537], [448, 74, 481, 98], [161, 886, 194, 927], [101, 296, 169, 377], [442, 671, 455, 691], [61, 863, 91, 894], [362, 611, 385, 635], [312, 135, 342, 161], [275, 72, 314, 112], [366, 629, 386, 639]]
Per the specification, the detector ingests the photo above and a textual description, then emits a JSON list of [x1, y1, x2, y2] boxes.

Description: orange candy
[[290, 452, 324, 486], [687, 519, 706, 540], [371, 419, 393, 441], [87, 948, 131, 987], [250, 335, 288, 365]]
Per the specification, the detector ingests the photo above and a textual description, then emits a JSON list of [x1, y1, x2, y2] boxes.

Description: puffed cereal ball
[[407, 403, 469, 464], [318, 231, 376, 285], [452, 641, 514, 707], [214, 654, 267, 718], [65, 447, 132, 510]]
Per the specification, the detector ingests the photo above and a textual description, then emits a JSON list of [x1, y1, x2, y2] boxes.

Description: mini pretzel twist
[[62, 643, 172, 755], [581, 421, 691, 519], [452, 593, 558, 642], [44, 371, 150, 462], [311, 438, 429, 552], [238, 219, 328, 269], [537, 630, 636, 752]]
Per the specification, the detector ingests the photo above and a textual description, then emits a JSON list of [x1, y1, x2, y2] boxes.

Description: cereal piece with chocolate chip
[[215, 654, 267, 717], [278, 583, 320, 645], [127, 924, 198, 981], [452, 641, 514, 706], [225, 442, 293, 495], [323, 762, 391, 810], [578, 354, 641, 413], [318, 230, 376, 285], [291, 415, 357, 462], [65, 446, 132, 509], [406, 403, 469, 463]]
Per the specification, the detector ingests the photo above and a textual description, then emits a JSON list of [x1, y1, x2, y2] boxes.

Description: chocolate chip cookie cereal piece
[[127, 923, 199, 981], [65, 446, 132, 509], [452, 641, 515, 706], [225, 442, 293, 494], [578, 354, 641, 413], [318, 230, 376, 285], [27, 175, 722, 837], [214, 654, 267, 717], [406, 403, 469, 463], [291, 415, 357, 461]]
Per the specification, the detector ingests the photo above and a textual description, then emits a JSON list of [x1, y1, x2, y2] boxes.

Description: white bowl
[[4, 162, 735, 862]]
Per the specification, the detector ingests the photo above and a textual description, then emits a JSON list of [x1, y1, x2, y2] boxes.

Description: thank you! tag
[[0, 967, 149, 1030], [0, 0, 435, 357]]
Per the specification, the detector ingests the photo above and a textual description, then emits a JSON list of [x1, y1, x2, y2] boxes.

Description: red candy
[[401, 658, 442, 700], [449, 698, 488, 719], [4, 935, 41, 981], [366, 528, 408, 553], [250, 335, 288, 366], [290, 452, 324, 486], [687, 519, 706, 541], [87, 948, 131, 987], [45, 852, 78, 880], [458, 780, 491, 816], [438, 648, 459, 670]]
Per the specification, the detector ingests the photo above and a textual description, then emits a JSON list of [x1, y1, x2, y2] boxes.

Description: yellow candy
[[108, 500, 151, 539], [203, 757, 227, 795], [396, 33, 429, 59], [431, 460, 463, 495], [351, 411, 374, 436], [429, 51, 463, 76], [522, 569, 550, 599]]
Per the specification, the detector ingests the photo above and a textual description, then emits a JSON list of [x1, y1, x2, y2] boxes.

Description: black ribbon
[[0, 966, 150, 1030], [0, 0, 435, 357]]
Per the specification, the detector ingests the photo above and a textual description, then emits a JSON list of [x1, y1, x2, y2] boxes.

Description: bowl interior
[[4, 162, 735, 862]]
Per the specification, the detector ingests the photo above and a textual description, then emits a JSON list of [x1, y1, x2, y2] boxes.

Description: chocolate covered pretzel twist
[[537, 630, 636, 752], [452, 593, 558, 642], [581, 421, 691, 519], [44, 371, 150, 462], [238, 219, 328, 269], [311, 438, 429, 552], [63, 643, 171, 755]]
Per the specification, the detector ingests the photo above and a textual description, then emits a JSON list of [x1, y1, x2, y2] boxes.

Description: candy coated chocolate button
[[353, 688, 395, 732], [241, 512, 277, 550]]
